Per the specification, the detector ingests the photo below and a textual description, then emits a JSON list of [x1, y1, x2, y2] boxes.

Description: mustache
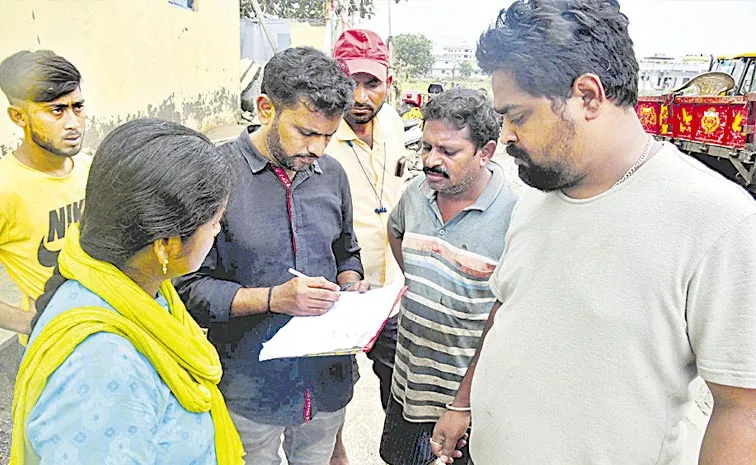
[[352, 104, 374, 111], [423, 166, 449, 178], [63, 132, 82, 139], [506, 144, 531, 161]]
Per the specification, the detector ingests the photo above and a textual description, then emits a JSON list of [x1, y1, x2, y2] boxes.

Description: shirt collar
[[236, 125, 323, 175], [420, 161, 505, 212], [333, 106, 385, 146], [334, 118, 359, 142]]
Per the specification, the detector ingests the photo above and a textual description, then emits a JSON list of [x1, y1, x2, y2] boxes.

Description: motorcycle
[[402, 118, 424, 177], [404, 118, 422, 152]]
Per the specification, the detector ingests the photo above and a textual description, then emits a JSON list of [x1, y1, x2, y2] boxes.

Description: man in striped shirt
[[380, 88, 517, 465]]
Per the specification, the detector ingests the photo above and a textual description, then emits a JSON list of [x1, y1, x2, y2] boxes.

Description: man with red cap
[[327, 29, 408, 465]]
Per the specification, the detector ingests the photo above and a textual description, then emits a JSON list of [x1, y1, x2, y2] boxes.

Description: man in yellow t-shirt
[[0, 50, 88, 339], [326, 29, 409, 465]]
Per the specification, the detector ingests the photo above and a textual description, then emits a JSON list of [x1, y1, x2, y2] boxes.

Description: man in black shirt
[[177, 47, 368, 465]]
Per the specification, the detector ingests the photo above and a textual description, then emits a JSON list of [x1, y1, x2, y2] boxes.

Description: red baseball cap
[[333, 29, 389, 82]]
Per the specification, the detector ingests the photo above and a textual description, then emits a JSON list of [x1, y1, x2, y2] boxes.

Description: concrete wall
[[0, 0, 241, 157]]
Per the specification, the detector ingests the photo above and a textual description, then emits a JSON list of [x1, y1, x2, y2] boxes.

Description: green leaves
[[458, 60, 474, 79], [241, 0, 407, 20], [392, 33, 435, 77]]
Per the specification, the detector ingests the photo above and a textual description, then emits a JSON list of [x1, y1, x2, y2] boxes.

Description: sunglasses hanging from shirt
[[347, 140, 387, 214]]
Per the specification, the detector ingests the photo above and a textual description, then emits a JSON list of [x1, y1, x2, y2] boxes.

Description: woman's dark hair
[[477, 0, 639, 107], [81, 118, 232, 266], [423, 88, 501, 150], [34, 118, 233, 321], [0, 50, 81, 104], [260, 46, 354, 117]]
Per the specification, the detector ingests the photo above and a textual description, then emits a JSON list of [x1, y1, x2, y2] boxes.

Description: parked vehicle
[[400, 91, 425, 120], [636, 53, 756, 191], [710, 53, 756, 95], [402, 118, 424, 175], [399, 83, 445, 120], [403, 118, 422, 152]]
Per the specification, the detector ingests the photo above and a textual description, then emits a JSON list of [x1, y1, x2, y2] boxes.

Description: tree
[[240, 0, 321, 19], [240, 0, 406, 21], [392, 33, 434, 78], [458, 60, 473, 79]]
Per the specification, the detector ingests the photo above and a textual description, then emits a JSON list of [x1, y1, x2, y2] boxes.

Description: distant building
[[430, 44, 482, 79], [638, 54, 712, 95]]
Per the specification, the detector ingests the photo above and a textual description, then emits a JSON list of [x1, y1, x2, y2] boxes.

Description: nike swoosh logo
[[37, 238, 60, 268]]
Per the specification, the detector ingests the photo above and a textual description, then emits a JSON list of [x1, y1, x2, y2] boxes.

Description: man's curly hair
[[423, 88, 501, 150], [261, 47, 354, 117]]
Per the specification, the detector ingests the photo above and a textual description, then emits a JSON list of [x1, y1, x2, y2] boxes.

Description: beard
[[344, 101, 383, 126], [29, 120, 82, 158], [266, 119, 314, 172], [506, 118, 584, 192]]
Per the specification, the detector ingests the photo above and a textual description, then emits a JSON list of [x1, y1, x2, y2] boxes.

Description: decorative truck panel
[[660, 103, 672, 136], [664, 96, 749, 149], [727, 104, 749, 148], [636, 98, 662, 135], [636, 92, 756, 188], [748, 93, 756, 148]]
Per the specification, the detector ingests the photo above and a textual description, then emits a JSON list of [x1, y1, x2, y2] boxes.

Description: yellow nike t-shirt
[[0, 153, 90, 342]]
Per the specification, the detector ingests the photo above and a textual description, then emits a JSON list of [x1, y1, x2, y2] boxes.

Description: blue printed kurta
[[24, 280, 217, 465]]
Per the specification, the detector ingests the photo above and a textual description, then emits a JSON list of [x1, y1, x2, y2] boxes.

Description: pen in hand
[[287, 268, 354, 292], [278, 268, 340, 315], [287, 268, 309, 279]]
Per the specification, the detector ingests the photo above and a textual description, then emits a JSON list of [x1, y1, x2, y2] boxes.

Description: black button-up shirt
[[176, 127, 363, 426]]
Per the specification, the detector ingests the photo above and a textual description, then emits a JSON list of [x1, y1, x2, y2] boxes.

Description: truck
[[636, 53, 756, 191]]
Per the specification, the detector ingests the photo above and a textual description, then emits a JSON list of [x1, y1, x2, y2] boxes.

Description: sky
[[356, 0, 756, 59]]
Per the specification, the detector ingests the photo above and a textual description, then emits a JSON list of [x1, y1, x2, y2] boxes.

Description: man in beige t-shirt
[[326, 29, 408, 465], [430, 1, 756, 464]]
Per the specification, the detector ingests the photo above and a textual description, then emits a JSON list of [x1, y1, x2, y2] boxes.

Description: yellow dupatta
[[10, 224, 244, 464]]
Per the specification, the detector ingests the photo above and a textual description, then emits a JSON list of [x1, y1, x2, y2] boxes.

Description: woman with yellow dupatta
[[11, 118, 244, 464]]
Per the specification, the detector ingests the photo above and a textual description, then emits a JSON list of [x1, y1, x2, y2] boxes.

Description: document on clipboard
[[259, 280, 407, 361]]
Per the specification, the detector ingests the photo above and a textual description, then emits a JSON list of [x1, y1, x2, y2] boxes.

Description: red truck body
[[637, 94, 754, 149], [636, 53, 756, 188]]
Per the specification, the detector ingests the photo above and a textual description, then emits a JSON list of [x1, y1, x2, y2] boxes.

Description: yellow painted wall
[[290, 22, 326, 51], [0, 0, 240, 156]]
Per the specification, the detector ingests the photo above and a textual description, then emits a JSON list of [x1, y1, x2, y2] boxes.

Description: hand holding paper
[[270, 269, 340, 316], [259, 280, 407, 361]]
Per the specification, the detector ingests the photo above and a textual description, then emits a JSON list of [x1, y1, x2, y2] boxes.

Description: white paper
[[259, 280, 405, 361]]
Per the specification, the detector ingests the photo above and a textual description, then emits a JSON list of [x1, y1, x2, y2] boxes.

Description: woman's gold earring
[[162, 260, 168, 275]]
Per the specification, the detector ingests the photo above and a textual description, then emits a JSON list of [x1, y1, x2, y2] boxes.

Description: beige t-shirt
[[326, 105, 407, 286], [473, 143, 756, 464]]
